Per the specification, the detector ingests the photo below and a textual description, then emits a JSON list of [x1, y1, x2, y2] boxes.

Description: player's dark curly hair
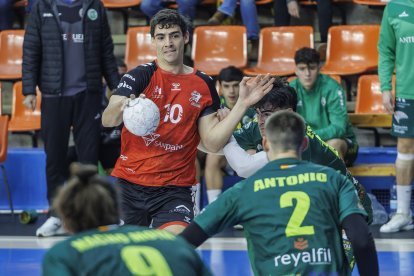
[[150, 9, 192, 38], [294, 47, 320, 65], [53, 163, 120, 233], [253, 77, 298, 112], [218, 66, 244, 83]]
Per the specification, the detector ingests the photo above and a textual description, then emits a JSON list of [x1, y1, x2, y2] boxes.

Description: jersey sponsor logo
[[124, 74, 136, 81], [189, 91, 202, 108], [118, 81, 132, 90], [42, 13, 53, 17], [152, 85, 163, 99], [142, 133, 160, 146], [399, 11, 409, 17], [254, 172, 327, 192], [320, 97, 326, 107], [274, 247, 332, 268], [394, 110, 408, 123], [154, 140, 183, 152], [171, 83, 181, 92], [399, 36, 414, 43], [62, 33, 84, 43]]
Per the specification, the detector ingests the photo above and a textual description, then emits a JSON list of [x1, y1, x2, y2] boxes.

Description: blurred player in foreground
[[181, 111, 378, 276], [42, 163, 211, 276]]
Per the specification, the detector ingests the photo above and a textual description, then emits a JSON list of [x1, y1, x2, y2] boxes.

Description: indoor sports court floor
[[1, 214, 414, 276]]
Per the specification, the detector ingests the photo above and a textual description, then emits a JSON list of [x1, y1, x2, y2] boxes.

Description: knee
[[397, 138, 414, 153]]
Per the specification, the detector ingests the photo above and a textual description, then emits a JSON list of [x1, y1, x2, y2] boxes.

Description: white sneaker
[[36, 216, 66, 237], [380, 212, 414, 233]]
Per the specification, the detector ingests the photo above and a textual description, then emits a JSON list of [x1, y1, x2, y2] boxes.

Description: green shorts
[[392, 97, 414, 138], [344, 138, 358, 166]]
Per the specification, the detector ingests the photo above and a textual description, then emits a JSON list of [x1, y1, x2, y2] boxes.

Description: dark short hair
[[150, 9, 192, 38], [265, 110, 306, 152], [53, 163, 120, 233], [218, 66, 244, 83], [294, 47, 320, 65], [254, 77, 298, 112]]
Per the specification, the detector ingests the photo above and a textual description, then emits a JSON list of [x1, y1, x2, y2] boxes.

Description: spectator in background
[[205, 66, 256, 203], [181, 110, 378, 276], [274, 0, 332, 51], [207, 0, 260, 59], [140, 0, 199, 21], [289, 47, 358, 166], [43, 163, 212, 276], [0, 0, 13, 30], [378, 0, 414, 233], [22, 0, 120, 237]]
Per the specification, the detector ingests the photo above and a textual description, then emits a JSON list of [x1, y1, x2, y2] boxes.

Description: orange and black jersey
[[112, 61, 220, 187]]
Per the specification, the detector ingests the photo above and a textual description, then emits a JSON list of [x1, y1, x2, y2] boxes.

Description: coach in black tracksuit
[[22, 0, 119, 236]]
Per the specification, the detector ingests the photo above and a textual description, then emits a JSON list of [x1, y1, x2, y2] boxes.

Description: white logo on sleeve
[[399, 11, 409, 17]]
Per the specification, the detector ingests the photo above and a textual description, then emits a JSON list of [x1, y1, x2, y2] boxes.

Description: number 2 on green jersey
[[280, 191, 315, 237]]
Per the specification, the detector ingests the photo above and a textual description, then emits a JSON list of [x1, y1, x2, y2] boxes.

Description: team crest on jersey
[[171, 83, 181, 92], [294, 238, 309, 250], [152, 85, 163, 99], [190, 91, 202, 108]]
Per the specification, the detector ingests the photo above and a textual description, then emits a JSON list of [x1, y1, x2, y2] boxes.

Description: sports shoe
[[207, 11, 228, 25], [36, 216, 66, 237], [379, 212, 414, 233]]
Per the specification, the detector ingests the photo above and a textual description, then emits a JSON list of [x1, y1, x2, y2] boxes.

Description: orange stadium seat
[[0, 30, 25, 80], [0, 115, 13, 214], [8, 81, 41, 147], [353, 0, 388, 6], [192, 25, 247, 76], [244, 26, 314, 76], [321, 25, 380, 76], [355, 74, 395, 114], [125, 26, 156, 70]]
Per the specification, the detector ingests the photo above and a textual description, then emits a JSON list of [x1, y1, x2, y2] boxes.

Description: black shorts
[[118, 178, 197, 229]]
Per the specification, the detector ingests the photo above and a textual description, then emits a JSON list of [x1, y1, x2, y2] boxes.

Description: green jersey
[[220, 96, 257, 130], [42, 225, 211, 276], [290, 74, 357, 143], [195, 158, 366, 276], [233, 121, 373, 223], [378, 0, 414, 98]]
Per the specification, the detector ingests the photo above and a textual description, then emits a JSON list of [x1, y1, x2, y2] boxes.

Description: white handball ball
[[123, 98, 160, 136]]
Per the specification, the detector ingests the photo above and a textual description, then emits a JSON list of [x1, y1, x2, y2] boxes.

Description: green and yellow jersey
[[43, 225, 211, 276], [195, 158, 366, 276], [220, 96, 257, 130], [378, 0, 414, 98], [233, 121, 372, 223]]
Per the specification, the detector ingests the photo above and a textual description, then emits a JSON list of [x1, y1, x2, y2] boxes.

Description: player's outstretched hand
[[238, 74, 274, 108]]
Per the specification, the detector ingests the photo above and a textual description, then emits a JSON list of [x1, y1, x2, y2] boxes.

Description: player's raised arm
[[199, 75, 274, 153]]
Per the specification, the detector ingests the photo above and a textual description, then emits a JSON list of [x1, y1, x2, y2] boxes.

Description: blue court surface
[[1, 237, 414, 276]]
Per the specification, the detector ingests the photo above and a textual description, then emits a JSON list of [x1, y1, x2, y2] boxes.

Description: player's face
[[152, 25, 189, 66], [256, 103, 283, 136], [256, 104, 294, 136], [295, 62, 319, 91], [220, 80, 240, 109]]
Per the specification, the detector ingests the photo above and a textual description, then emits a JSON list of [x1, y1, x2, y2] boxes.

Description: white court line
[[1, 236, 414, 252]]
